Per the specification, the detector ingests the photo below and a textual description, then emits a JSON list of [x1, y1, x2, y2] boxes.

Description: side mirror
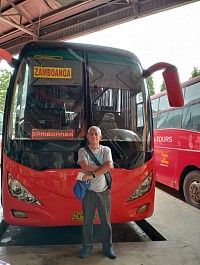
[[162, 66, 184, 107], [143, 62, 184, 107], [0, 48, 16, 68]]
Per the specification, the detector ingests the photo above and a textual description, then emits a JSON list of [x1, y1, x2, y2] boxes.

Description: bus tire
[[183, 171, 200, 209]]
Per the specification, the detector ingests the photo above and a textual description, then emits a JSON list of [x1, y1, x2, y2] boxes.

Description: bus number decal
[[72, 212, 83, 221], [160, 153, 169, 166], [34, 66, 72, 79], [72, 212, 99, 221]]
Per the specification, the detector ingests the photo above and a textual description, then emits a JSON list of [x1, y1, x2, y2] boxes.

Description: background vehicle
[[151, 76, 200, 209], [0, 42, 183, 226], [0, 110, 4, 163]]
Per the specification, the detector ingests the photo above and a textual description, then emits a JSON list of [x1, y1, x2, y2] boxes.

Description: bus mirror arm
[[0, 48, 17, 68], [143, 62, 175, 77], [143, 62, 184, 107]]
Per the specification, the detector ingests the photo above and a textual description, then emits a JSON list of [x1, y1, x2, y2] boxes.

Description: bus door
[[154, 130, 176, 188]]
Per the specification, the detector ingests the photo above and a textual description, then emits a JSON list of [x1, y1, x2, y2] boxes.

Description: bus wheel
[[183, 171, 200, 209]]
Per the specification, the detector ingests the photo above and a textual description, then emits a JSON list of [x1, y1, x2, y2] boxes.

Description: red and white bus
[[0, 42, 182, 226], [151, 76, 200, 209]]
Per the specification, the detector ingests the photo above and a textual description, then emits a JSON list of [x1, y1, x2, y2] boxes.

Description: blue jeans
[[82, 189, 112, 249]]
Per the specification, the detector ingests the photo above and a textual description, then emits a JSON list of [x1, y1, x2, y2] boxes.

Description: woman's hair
[[87, 126, 102, 135]]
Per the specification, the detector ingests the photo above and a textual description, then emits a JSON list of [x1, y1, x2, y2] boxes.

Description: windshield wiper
[[99, 124, 128, 159]]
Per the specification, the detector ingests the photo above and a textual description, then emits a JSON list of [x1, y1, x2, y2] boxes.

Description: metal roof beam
[[6, 0, 35, 26], [0, 14, 38, 38], [0, 0, 38, 39], [0, 0, 198, 54]]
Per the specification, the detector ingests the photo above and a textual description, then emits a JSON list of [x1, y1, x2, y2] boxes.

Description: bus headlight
[[8, 173, 42, 205], [127, 172, 153, 201]]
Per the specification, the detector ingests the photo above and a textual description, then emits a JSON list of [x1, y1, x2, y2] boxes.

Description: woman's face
[[87, 128, 102, 144]]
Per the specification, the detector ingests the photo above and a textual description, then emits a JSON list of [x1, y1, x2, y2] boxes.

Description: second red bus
[[151, 76, 200, 209]]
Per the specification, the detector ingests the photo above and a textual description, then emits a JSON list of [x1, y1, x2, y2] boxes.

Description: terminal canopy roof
[[0, 0, 197, 55]]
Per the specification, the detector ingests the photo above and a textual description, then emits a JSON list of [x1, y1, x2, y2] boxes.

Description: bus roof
[[19, 41, 141, 63], [151, 75, 200, 100], [181, 75, 200, 88]]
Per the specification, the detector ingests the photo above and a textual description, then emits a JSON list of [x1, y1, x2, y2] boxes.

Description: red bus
[[151, 76, 200, 209], [0, 42, 182, 226], [0, 110, 3, 163]]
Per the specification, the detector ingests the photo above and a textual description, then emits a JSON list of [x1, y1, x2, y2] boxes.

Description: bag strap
[[85, 146, 111, 189], [85, 146, 102, 166]]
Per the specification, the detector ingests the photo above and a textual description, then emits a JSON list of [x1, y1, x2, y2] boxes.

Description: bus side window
[[151, 98, 159, 129], [182, 105, 200, 132], [182, 82, 200, 132]]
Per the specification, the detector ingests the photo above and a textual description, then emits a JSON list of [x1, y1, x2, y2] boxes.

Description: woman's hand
[[82, 173, 93, 181]]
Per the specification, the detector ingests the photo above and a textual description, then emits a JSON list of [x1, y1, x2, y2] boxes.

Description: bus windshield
[[7, 45, 150, 171]]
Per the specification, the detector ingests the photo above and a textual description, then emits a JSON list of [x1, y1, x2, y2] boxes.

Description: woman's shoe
[[80, 246, 93, 258], [103, 247, 117, 259]]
